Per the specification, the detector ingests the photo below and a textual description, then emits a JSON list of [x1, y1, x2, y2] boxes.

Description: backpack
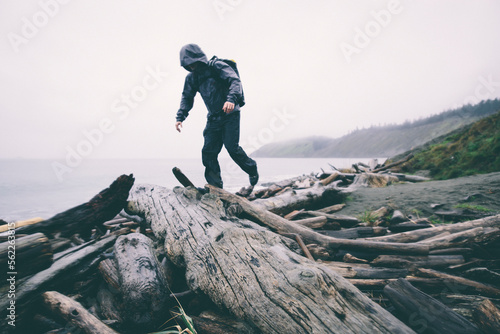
[[208, 56, 245, 107]]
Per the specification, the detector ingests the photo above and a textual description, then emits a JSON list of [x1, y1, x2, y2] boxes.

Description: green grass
[[401, 111, 500, 180], [358, 210, 378, 225], [454, 203, 493, 212]]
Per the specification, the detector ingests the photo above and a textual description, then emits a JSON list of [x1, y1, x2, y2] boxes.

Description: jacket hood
[[180, 44, 208, 71]]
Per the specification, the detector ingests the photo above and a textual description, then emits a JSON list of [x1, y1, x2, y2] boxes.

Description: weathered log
[[429, 247, 473, 255], [389, 220, 433, 233], [281, 233, 315, 261], [320, 171, 339, 186], [318, 226, 387, 239], [42, 291, 118, 334], [372, 153, 414, 173], [322, 261, 408, 279], [0, 232, 52, 280], [365, 214, 500, 243], [208, 185, 429, 255], [291, 216, 327, 229], [113, 232, 171, 331], [97, 285, 123, 323], [172, 166, 197, 188], [190, 315, 242, 334], [371, 255, 465, 269], [472, 299, 500, 334], [50, 237, 72, 253], [317, 203, 346, 213], [251, 181, 347, 216], [194, 311, 256, 334], [390, 173, 431, 182], [0, 217, 43, 233], [415, 268, 500, 298], [127, 184, 415, 333], [348, 277, 444, 290], [306, 244, 331, 260], [0, 235, 117, 316], [464, 268, 500, 287], [383, 278, 481, 334], [351, 173, 400, 188], [417, 227, 500, 250], [98, 258, 120, 290], [14, 174, 134, 237], [299, 210, 360, 228]]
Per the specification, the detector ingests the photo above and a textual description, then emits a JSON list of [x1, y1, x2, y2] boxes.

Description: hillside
[[251, 99, 500, 158], [395, 110, 500, 180]]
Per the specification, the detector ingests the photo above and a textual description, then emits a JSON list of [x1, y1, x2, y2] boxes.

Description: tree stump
[[127, 185, 415, 334]]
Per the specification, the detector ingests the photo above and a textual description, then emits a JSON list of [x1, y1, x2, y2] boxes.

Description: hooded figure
[[175, 44, 258, 191]]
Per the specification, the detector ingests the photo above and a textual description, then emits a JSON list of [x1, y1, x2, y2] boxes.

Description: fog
[[1, 0, 499, 162]]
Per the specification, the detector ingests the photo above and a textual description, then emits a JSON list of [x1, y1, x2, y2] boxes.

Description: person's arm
[[176, 75, 197, 123]]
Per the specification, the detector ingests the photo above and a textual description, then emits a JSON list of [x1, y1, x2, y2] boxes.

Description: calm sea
[[0, 157, 381, 222]]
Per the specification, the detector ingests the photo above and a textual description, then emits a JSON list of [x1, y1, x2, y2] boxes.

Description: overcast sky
[[1, 0, 499, 161]]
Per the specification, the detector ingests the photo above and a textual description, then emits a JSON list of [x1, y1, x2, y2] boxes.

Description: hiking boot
[[249, 171, 259, 186]]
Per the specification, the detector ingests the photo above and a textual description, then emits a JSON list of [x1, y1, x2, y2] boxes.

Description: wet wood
[[365, 215, 500, 243], [14, 174, 135, 237], [0, 235, 117, 315], [0, 232, 52, 279], [322, 261, 408, 279], [97, 285, 123, 323], [372, 154, 414, 173], [0, 217, 44, 233], [299, 210, 360, 228], [208, 185, 429, 255], [113, 232, 171, 332], [371, 255, 465, 269], [383, 278, 481, 334], [251, 182, 346, 216], [415, 268, 500, 298], [98, 258, 120, 290], [127, 184, 415, 334], [318, 227, 387, 239], [42, 290, 118, 334], [472, 299, 500, 334], [291, 216, 327, 229]]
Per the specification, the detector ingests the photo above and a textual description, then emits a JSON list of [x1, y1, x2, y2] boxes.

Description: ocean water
[[0, 157, 380, 222]]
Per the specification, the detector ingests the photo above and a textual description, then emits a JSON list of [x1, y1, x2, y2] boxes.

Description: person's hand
[[175, 121, 183, 133], [223, 101, 235, 114]]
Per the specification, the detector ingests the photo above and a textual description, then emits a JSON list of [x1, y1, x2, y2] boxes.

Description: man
[[175, 44, 258, 191]]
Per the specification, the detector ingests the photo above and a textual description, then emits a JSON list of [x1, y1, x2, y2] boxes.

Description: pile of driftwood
[[1, 157, 500, 334]]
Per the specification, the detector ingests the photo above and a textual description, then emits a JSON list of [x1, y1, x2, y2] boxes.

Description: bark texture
[[127, 184, 415, 334]]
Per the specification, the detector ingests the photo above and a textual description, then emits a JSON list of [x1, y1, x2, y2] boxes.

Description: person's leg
[[202, 119, 224, 188], [223, 111, 259, 185]]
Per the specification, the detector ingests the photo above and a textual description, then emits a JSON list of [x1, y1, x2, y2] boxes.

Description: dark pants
[[202, 111, 257, 188]]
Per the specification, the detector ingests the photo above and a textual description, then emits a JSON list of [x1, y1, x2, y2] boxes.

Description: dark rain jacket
[[176, 44, 245, 122]]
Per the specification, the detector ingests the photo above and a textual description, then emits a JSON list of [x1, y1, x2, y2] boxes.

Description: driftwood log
[[113, 232, 171, 331], [0, 232, 52, 280], [472, 299, 500, 334], [14, 174, 134, 237], [127, 184, 415, 333], [365, 215, 500, 243], [0, 235, 117, 317], [251, 181, 347, 215], [42, 290, 118, 334], [208, 185, 429, 255], [383, 278, 481, 334]]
